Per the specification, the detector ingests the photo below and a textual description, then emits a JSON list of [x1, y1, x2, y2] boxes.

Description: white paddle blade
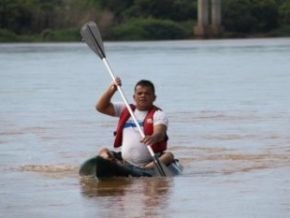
[[80, 21, 106, 59]]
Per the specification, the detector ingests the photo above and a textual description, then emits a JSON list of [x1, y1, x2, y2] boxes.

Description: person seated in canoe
[[96, 77, 174, 169]]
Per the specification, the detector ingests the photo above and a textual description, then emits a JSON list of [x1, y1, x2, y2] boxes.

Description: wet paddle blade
[[80, 21, 106, 59]]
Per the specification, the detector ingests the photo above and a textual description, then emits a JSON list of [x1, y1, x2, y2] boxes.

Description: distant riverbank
[[1, 0, 290, 42], [0, 28, 80, 43], [1, 25, 290, 43]]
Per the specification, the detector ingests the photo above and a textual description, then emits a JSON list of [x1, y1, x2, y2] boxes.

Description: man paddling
[[96, 78, 174, 169]]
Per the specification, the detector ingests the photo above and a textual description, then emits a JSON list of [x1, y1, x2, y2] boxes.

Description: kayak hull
[[79, 156, 182, 178]]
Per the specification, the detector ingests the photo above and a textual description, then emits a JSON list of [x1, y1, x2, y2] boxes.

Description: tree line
[[0, 0, 290, 41]]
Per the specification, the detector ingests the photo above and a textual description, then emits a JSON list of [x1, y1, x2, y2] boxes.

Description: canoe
[[79, 155, 183, 178]]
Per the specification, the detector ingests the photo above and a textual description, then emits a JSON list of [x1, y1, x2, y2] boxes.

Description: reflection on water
[[80, 177, 172, 217]]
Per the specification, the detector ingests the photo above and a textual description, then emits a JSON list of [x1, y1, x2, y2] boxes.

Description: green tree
[[123, 0, 197, 21], [223, 0, 256, 33], [0, 0, 36, 33], [223, 0, 278, 33], [279, 0, 290, 24], [251, 0, 278, 32], [97, 0, 134, 21], [112, 17, 186, 40], [0, 0, 65, 34]]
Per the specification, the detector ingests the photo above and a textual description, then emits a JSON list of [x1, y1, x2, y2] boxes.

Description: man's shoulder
[[153, 109, 168, 126], [153, 109, 167, 117], [153, 106, 166, 115]]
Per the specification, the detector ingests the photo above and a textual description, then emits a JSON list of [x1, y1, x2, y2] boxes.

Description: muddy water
[[0, 39, 290, 217]]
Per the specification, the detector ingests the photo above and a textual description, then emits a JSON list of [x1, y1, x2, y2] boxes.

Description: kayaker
[[96, 77, 174, 169]]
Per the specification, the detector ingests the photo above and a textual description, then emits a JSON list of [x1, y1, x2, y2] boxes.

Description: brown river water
[[0, 39, 290, 217]]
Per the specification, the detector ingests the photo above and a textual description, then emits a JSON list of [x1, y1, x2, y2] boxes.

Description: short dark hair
[[134, 79, 155, 94]]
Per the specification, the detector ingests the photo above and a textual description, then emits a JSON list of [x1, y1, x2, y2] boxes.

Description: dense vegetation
[[1, 0, 290, 41]]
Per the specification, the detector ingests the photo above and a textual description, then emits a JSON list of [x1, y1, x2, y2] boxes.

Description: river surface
[[1, 38, 290, 218]]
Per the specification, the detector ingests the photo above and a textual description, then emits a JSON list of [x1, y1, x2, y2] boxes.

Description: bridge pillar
[[211, 0, 222, 35], [194, 0, 223, 38], [194, 0, 210, 37]]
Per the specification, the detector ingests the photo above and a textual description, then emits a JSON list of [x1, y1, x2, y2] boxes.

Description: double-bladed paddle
[[80, 21, 167, 176]]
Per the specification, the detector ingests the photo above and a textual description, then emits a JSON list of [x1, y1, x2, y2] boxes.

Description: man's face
[[133, 85, 156, 110]]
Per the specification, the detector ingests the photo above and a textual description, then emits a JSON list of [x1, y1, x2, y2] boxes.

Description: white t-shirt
[[113, 102, 168, 167]]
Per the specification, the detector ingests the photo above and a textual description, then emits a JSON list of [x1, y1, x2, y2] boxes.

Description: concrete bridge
[[194, 0, 223, 38]]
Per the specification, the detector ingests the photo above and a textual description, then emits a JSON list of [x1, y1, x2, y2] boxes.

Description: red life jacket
[[113, 104, 168, 153]]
